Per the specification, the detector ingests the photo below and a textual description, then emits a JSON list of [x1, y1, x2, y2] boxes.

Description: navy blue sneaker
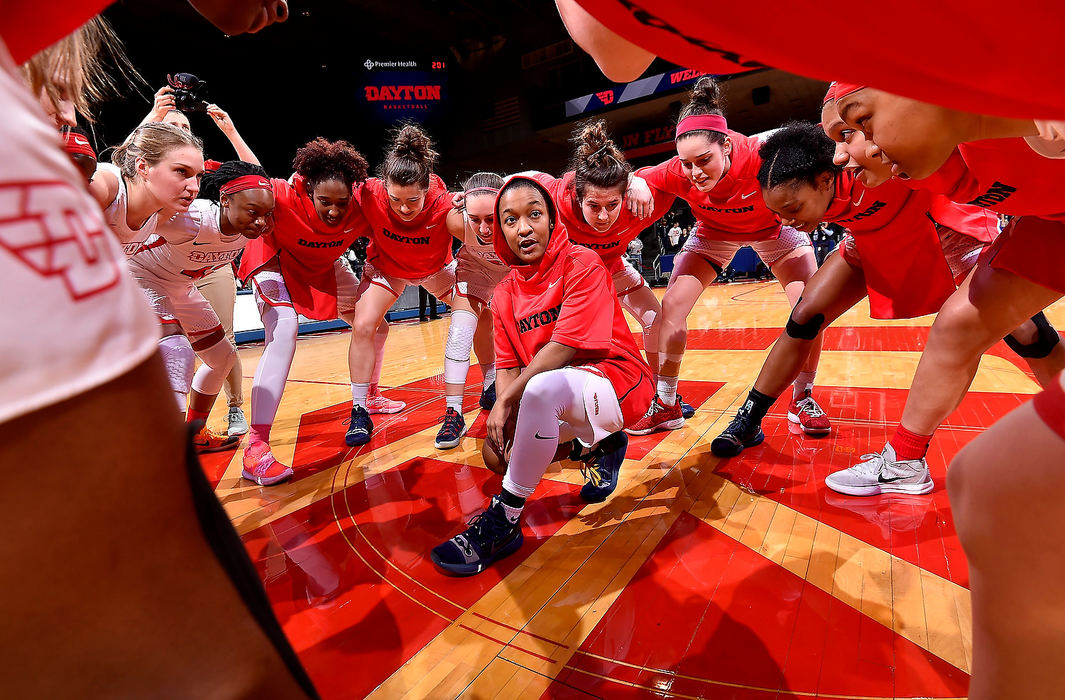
[[431, 496, 523, 576], [479, 382, 496, 411], [710, 408, 764, 457], [434, 407, 467, 449], [680, 396, 695, 419], [344, 405, 373, 446], [577, 431, 629, 503]]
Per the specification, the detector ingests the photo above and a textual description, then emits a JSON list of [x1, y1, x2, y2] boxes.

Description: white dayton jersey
[[128, 200, 247, 337], [96, 162, 160, 257], [455, 217, 509, 304], [0, 40, 157, 424]]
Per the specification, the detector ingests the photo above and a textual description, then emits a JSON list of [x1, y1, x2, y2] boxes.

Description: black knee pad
[[1004, 312, 1061, 359], [785, 303, 826, 341]]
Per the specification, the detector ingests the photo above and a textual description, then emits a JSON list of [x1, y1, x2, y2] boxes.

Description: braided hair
[[757, 121, 838, 190]]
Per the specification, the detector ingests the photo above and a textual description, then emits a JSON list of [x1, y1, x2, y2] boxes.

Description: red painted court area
[[220, 303, 1040, 698]]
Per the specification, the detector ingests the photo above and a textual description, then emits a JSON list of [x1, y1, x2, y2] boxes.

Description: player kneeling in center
[[431, 175, 654, 576]]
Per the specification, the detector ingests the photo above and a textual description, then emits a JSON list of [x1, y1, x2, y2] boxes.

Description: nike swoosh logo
[[548, 279, 560, 288], [877, 473, 909, 483], [74, 136, 89, 145], [533, 432, 555, 440], [192, 241, 211, 246], [851, 191, 866, 207], [740, 191, 757, 199]]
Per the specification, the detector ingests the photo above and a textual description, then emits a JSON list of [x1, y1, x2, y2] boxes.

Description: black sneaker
[[479, 382, 496, 411], [434, 407, 467, 449], [680, 395, 695, 419], [431, 496, 523, 576], [577, 432, 629, 503], [344, 405, 373, 446], [710, 408, 764, 457]]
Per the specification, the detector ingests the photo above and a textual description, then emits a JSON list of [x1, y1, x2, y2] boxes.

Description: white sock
[[351, 382, 369, 409], [497, 498, 523, 524], [482, 364, 496, 390], [657, 375, 679, 406], [446, 394, 464, 411], [793, 371, 816, 398]]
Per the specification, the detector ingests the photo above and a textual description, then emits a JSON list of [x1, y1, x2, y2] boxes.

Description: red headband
[[833, 82, 865, 100], [220, 175, 273, 196], [675, 114, 729, 138], [61, 131, 96, 159], [822, 82, 838, 105], [464, 186, 499, 197], [203, 159, 222, 173]]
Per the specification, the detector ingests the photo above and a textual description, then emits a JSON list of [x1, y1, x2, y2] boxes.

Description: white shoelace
[[795, 396, 825, 418], [853, 452, 885, 477]]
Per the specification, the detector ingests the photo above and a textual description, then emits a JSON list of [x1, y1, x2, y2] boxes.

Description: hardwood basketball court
[[200, 281, 1063, 699]]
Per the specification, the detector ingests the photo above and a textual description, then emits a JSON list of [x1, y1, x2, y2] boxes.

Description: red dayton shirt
[[491, 176, 653, 427], [357, 175, 454, 280], [238, 174, 369, 320], [914, 140, 1065, 294], [527, 170, 674, 273], [821, 172, 956, 319], [573, 0, 1065, 119], [637, 131, 781, 241]]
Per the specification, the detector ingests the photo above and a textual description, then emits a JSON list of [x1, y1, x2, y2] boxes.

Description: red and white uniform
[[0, 37, 157, 424], [356, 175, 457, 299], [455, 216, 508, 305], [237, 175, 367, 320], [919, 141, 1065, 294], [528, 170, 673, 296], [572, 0, 1065, 119], [128, 200, 246, 337], [96, 163, 161, 258], [637, 132, 812, 266], [491, 179, 654, 429]]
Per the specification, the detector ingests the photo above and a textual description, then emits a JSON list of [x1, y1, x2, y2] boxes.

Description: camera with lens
[[167, 73, 209, 113]]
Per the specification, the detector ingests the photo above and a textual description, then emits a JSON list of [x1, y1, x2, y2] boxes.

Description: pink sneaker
[[367, 385, 406, 414], [788, 390, 832, 436], [241, 442, 294, 486]]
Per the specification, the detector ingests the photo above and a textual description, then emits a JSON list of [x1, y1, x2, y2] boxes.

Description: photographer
[[140, 76, 259, 166]]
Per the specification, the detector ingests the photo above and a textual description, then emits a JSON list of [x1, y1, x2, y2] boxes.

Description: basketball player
[[631, 77, 825, 439], [345, 123, 457, 446], [431, 174, 653, 576]]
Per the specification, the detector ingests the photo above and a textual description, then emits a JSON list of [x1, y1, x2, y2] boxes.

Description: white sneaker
[[825, 443, 933, 496], [227, 406, 249, 437]]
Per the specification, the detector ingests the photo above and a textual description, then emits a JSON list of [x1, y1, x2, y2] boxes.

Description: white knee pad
[[159, 335, 195, 410], [444, 309, 478, 384], [191, 338, 236, 395]]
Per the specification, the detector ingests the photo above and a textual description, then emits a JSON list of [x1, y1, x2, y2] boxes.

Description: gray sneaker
[[825, 443, 933, 496], [226, 406, 249, 437]]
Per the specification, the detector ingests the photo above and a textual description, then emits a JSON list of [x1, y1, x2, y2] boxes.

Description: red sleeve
[[551, 257, 616, 351], [2, 1, 112, 63], [524, 171, 562, 197], [636, 160, 681, 199], [490, 284, 521, 370]]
